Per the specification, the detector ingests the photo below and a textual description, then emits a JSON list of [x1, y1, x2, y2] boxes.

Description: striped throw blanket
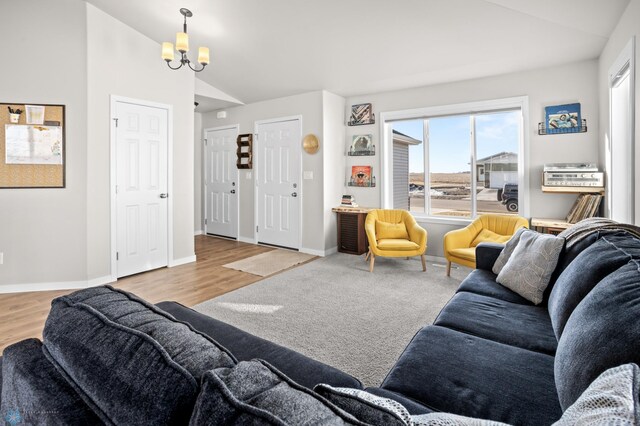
[[558, 217, 640, 248]]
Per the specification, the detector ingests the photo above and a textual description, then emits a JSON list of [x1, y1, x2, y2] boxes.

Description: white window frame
[[380, 96, 530, 225]]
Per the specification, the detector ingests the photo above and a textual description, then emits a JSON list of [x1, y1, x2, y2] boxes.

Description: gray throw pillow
[[314, 384, 411, 426], [496, 231, 564, 305], [411, 413, 511, 425], [492, 227, 530, 275], [552, 363, 640, 425], [190, 360, 364, 425]]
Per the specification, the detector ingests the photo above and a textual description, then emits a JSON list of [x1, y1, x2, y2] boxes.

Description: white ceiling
[[86, 0, 630, 105]]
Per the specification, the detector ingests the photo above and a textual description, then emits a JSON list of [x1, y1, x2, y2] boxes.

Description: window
[[382, 98, 527, 220]]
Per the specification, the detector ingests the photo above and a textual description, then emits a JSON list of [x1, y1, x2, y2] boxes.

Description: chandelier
[[161, 8, 210, 72]]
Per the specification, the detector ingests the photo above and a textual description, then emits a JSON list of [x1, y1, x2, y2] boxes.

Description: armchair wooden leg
[[421, 255, 426, 272], [369, 252, 375, 272], [446, 261, 451, 277]]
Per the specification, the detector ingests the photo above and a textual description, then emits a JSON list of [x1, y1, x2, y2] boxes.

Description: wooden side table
[[332, 207, 371, 255], [531, 218, 572, 235]]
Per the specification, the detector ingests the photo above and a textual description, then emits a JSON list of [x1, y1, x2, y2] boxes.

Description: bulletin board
[[0, 103, 65, 188]]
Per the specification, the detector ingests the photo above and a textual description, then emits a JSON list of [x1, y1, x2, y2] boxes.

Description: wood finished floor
[[0, 235, 315, 352]]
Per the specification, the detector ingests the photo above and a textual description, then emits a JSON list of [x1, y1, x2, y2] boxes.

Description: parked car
[[497, 183, 518, 212]]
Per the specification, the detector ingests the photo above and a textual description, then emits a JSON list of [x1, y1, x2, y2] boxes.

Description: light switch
[[304, 171, 313, 180], [246, 171, 252, 179]]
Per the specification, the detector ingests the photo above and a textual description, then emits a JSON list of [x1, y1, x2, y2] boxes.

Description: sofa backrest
[[554, 258, 640, 410], [43, 285, 237, 425], [548, 232, 640, 339]]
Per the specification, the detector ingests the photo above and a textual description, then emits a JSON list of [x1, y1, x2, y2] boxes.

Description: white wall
[[86, 4, 196, 279], [598, 0, 640, 225], [0, 0, 88, 286], [194, 112, 203, 234], [201, 91, 327, 253], [346, 60, 600, 256], [322, 92, 347, 251]]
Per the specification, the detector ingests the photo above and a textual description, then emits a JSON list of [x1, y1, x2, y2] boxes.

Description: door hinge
[[256, 225, 259, 233], [204, 139, 207, 145], [115, 185, 118, 194], [116, 252, 119, 261], [113, 118, 119, 127], [205, 218, 207, 225]]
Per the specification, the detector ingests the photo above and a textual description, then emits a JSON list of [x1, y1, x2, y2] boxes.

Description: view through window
[[391, 110, 520, 218]]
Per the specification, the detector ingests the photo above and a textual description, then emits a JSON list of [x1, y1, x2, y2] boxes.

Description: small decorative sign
[[349, 165, 375, 187], [545, 103, 581, 134], [348, 103, 375, 126], [348, 134, 374, 156]]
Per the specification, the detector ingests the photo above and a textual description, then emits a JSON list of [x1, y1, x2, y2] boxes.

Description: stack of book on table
[[341, 195, 358, 207]]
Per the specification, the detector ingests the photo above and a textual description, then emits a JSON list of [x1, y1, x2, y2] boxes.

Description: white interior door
[[256, 119, 301, 249], [205, 126, 239, 239], [115, 101, 168, 278]]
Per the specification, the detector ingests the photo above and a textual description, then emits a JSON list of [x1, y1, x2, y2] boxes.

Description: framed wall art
[[348, 134, 375, 156], [348, 103, 375, 126], [544, 103, 581, 133], [0, 103, 65, 188]]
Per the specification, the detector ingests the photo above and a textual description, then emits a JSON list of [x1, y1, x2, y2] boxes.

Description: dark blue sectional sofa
[[1, 230, 639, 424]]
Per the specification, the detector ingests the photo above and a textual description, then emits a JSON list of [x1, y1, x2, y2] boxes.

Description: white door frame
[[608, 36, 636, 222], [110, 95, 174, 279], [253, 115, 303, 249], [202, 124, 240, 239]]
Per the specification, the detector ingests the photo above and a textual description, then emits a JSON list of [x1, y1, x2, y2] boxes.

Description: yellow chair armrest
[[443, 226, 475, 251], [409, 223, 427, 250], [364, 213, 378, 250]]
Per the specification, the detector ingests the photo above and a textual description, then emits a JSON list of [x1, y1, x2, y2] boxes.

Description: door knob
[[291, 192, 297, 197], [160, 193, 168, 198], [230, 190, 236, 194]]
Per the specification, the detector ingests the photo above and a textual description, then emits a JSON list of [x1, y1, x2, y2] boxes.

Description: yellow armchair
[[365, 209, 428, 272], [443, 214, 529, 275]]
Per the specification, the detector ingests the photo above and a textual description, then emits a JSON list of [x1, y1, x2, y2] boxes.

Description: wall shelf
[[538, 119, 587, 135], [541, 185, 604, 194]]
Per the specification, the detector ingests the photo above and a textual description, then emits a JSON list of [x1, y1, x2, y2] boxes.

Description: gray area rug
[[194, 253, 471, 387]]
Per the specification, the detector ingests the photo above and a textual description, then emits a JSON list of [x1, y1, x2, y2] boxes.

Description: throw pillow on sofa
[[314, 384, 411, 426], [496, 231, 564, 305], [492, 227, 531, 275], [552, 363, 640, 425], [190, 360, 364, 425], [42, 285, 237, 426]]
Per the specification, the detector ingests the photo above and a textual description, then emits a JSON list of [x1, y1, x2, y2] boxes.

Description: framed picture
[[348, 134, 374, 156], [348, 103, 375, 126], [349, 165, 374, 187], [25, 105, 46, 125], [545, 103, 581, 133]]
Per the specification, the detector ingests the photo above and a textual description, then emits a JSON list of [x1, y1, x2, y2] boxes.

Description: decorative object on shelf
[[349, 166, 375, 187], [1, 103, 65, 188], [538, 119, 587, 135], [542, 103, 582, 134], [348, 134, 374, 156], [347, 103, 375, 126], [236, 134, 253, 169], [302, 134, 320, 154], [566, 194, 603, 224], [340, 194, 358, 207], [161, 8, 210, 72], [7, 106, 22, 123]]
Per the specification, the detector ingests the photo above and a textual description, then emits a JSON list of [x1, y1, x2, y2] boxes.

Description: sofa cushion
[[376, 220, 409, 240], [42, 286, 236, 425], [315, 385, 411, 426], [190, 360, 363, 425], [381, 325, 561, 426], [491, 227, 530, 274], [1, 339, 101, 425], [555, 260, 640, 410], [471, 229, 511, 247], [553, 363, 640, 426], [496, 232, 564, 305], [448, 247, 476, 262], [548, 233, 640, 339], [363, 388, 433, 415], [377, 239, 420, 251], [434, 292, 557, 355], [456, 269, 532, 305], [157, 301, 363, 390]]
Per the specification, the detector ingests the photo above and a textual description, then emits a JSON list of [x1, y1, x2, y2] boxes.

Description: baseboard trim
[[194, 230, 203, 236], [299, 247, 335, 257], [168, 255, 197, 267], [0, 275, 114, 294], [238, 236, 257, 244]]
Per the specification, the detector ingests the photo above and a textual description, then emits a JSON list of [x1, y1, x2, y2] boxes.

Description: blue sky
[[393, 111, 519, 173]]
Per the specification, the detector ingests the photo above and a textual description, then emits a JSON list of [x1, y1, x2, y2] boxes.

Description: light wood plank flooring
[[0, 236, 314, 352]]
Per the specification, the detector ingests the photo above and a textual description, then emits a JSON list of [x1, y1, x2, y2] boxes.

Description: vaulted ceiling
[[86, 0, 630, 104]]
